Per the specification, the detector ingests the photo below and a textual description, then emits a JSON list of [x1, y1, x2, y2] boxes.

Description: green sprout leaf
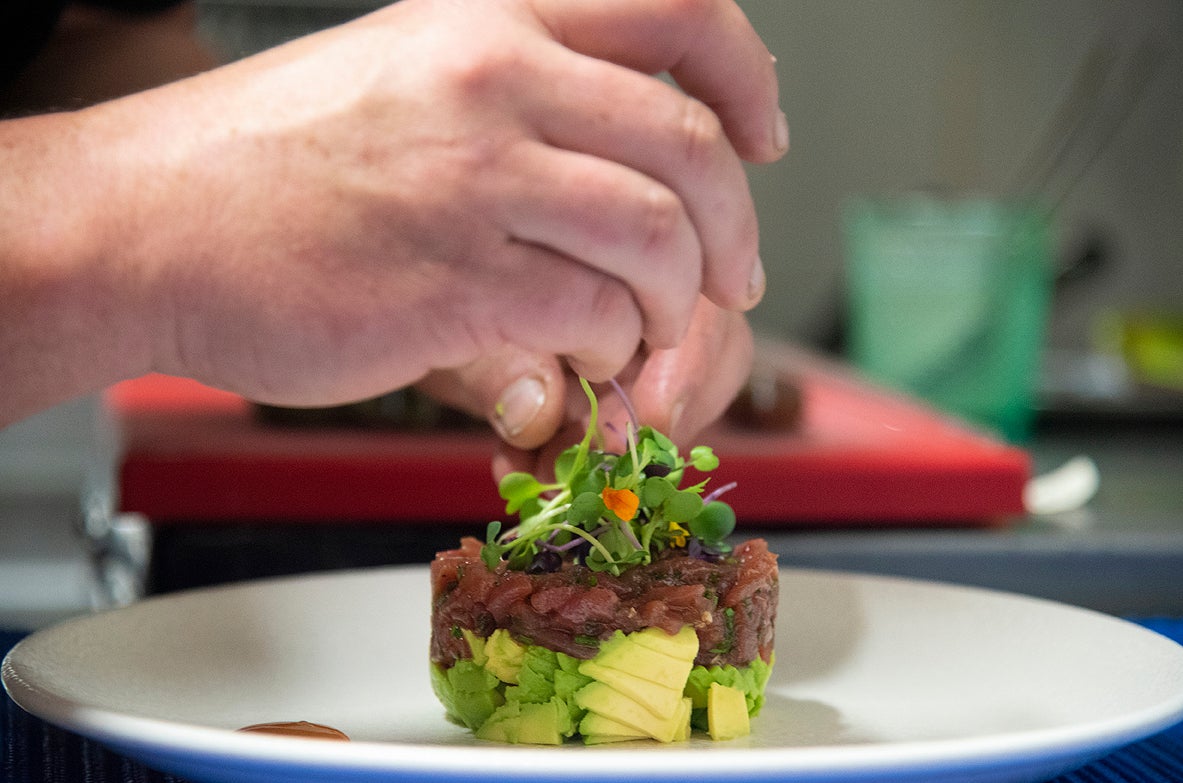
[[689, 445, 720, 472], [665, 490, 704, 523], [689, 500, 736, 544], [567, 491, 605, 526], [480, 520, 504, 569], [552, 445, 582, 485], [640, 476, 676, 507], [637, 426, 674, 452], [498, 472, 546, 514]]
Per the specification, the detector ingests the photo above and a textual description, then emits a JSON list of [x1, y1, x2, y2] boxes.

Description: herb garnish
[[480, 378, 737, 575]]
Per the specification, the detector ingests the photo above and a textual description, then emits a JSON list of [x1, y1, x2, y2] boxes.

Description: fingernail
[[493, 376, 546, 439], [748, 257, 767, 305], [774, 111, 790, 153]]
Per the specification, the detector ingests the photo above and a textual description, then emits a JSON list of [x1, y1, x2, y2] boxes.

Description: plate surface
[[5, 566, 1183, 783]]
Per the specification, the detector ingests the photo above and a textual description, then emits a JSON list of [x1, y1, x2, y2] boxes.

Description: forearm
[[0, 2, 217, 425], [0, 109, 156, 426]]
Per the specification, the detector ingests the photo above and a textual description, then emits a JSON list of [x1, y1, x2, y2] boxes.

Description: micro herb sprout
[[481, 378, 737, 576]]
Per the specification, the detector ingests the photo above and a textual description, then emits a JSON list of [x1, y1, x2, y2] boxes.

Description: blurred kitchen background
[[2, 0, 1181, 629]]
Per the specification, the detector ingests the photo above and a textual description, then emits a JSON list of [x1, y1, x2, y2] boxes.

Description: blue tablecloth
[[6, 622, 1183, 782]]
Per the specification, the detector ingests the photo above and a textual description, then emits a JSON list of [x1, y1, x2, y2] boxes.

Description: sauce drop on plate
[[238, 721, 350, 741]]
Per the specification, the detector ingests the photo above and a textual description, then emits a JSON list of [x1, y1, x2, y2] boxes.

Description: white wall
[[740, 0, 1182, 349]]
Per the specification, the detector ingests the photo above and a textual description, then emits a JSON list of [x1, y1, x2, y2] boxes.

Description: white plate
[[5, 566, 1183, 783]]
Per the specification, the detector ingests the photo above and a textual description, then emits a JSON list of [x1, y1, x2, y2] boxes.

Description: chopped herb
[[710, 607, 737, 656]]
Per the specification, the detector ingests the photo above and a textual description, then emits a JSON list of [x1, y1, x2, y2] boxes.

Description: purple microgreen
[[618, 519, 643, 551], [703, 481, 738, 504], [609, 377, 639, 431]]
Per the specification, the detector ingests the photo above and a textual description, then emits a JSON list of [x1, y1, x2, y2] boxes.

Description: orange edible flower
[[601, 487, 639, 521]]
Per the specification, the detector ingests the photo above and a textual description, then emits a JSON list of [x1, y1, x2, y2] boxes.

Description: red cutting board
[[107, 344, 1030, 527]]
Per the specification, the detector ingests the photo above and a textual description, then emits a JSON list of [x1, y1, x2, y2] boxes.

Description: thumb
[[415, 349, 567, 450]]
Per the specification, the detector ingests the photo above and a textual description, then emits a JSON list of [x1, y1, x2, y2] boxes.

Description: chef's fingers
[[517, 48, 760, 314], [490, 300, 751, 479], [526, 0, 786, 164], [624, 296, 754, 446], [496, 140, 701, 349], [416, 350, 567, 450], [476, 237, 650, 383]]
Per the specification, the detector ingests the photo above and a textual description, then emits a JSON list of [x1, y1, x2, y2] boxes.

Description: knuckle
[[636, 184, 687, 258], [583, 274, 636, 329], [444, 39, 530, 102], [676, 98, 725, 172]]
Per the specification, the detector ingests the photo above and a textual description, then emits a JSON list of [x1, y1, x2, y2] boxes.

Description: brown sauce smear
[[238, 721, 350, 741]]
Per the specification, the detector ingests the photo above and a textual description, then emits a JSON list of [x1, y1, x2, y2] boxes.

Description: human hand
[[416, 295, 753, 480], [89, 0, 784, 408]]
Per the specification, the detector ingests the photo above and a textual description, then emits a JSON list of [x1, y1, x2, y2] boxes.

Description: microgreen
[[482, 378, 738, 575]]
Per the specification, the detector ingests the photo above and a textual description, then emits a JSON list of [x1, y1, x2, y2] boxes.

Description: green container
[[844, 196, 1052, 442]]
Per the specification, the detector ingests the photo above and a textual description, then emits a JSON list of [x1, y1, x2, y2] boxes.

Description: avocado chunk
[[706, 682, 750, 740], [483, 629, 525, 684], [430, 660, 503, 730], [575, 682, 690, 743], [475, 698, 574, 745], [629, 625, 700, 661], [460, 628, 488, 667], [574, 625, 698, 743], [510, 645, 560, 703], [591, 626, 698, 689], [578, 711, 649, 743], [578, 659, 684, 718]]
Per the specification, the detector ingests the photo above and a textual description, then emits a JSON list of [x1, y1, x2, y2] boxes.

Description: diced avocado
[[706, 682, 750, 741], [430, 661, 503, 730], [629, 625, 699, 661], [593, 630, 694, 690], [484, 629, 526, 684], [578, 659, 683, 718], [672, 696, 693, 742], [572, 626, 698, 744], [513, 646, 560, 703], [554, 653, 592, 695], [556, 652, 588, 675], [685, 655, 775, 729], [579, 712, 649, 743], [429, 664, 454, 715], [573, 681, 686, 743], [554, 668, 592, 700], [460, 628, 488, 667], [579, 697, 692, 745], [475, 698, 574, 745], [516, 699, 574, 745], [435, 626, 766, 745], [446, 659, 499, 693], [453, 689, 503, 731]]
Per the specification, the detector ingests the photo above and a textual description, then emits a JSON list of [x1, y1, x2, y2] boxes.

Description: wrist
[[0, 108, 157, 424]]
